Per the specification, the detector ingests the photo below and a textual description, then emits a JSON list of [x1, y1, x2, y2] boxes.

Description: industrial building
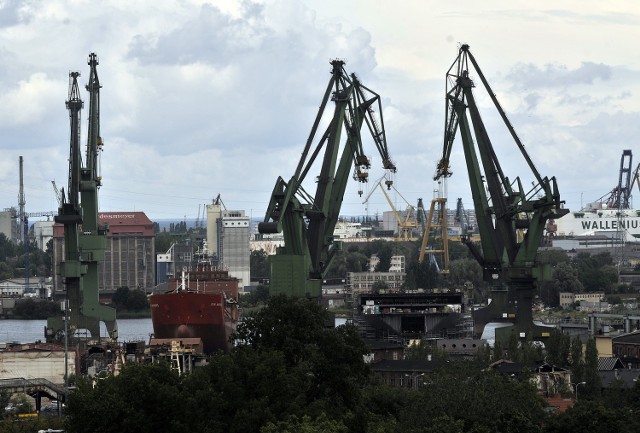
[[347, 255, 407, 295], [33, 219, 54, 251], [559, 292, 605, 309], [0, 277, 52, 298], [52, 212, 155, 295], [0, 208, 18, 242], [206, 200, 250, 290]]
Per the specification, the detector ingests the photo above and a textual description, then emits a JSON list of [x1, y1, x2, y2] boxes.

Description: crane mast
[[604, 149, 632, 210], [436, 45, 568, 342], [259, 60, 396, 298], [46, 53, 117, 343]]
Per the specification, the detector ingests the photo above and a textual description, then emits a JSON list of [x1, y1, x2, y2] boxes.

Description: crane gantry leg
[[419, 198, 449, 274]]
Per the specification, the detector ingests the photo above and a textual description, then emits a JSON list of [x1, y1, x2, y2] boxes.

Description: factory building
[[52, 212, 155, 295], [33, 219, 54, 251], [0, 208, 18, 242], [217, 210, 250, 290], [206, 201, 250, 290]]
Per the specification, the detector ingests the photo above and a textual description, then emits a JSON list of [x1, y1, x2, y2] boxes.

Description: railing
[[0, 377, 67, 398]]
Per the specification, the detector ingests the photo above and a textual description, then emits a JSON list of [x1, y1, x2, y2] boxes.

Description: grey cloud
[[127, 3, 269, 66], [507, 61, 612, 90], [0, 0, 32, 28]]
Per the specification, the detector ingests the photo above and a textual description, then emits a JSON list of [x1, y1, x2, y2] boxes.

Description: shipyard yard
[[2, 1, 640, 432]]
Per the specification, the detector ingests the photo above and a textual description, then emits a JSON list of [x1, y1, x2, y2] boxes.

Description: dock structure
[[354, 292, 467, 343]]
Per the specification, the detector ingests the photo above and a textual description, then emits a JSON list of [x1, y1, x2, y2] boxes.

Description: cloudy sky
[[1, 0, 639, 225]]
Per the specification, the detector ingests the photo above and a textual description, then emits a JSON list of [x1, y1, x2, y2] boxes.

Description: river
[[0, 318, 154, 344], [1, 317, 349, 344]]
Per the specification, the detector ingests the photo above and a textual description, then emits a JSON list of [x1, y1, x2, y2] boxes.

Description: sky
[[1, 0, 639, 226]]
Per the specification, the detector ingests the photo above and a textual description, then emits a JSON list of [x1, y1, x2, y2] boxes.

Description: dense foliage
[[11, 298, 60, 319], [0, 233, 52, 280], [62, 296, 640, 433], [111, 286, 150, 312]]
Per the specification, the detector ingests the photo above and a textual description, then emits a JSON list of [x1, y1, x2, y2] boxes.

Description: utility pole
[[18, 156, 29, 291]]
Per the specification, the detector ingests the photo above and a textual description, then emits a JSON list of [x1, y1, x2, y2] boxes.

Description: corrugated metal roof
[[597, 356, 625, 371]]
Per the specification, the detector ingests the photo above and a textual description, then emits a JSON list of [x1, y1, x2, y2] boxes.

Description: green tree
[[250, 249, 269, 281], [155, 231, 175, 253], [234, 295, 370, 424], [546, 399, 640, 433], [545, 329, 572, 368], [493, 340, 505, 361], [573, 252, 618, 292], [406, 261, 439, 290], [66, 363, 187, 433], [126, 289, 150, 311], [583, 338, 602, 400], [447, 258, 483, 289], [111, 287, 149, 312], [397, 363, 547, 433], [570, 336, 584, 385], [371, 280, 389, 294], [553, 262, 583, 293], [261, 414, 348, 433], [112, 287, 130, 308], [538, 248, 570, 267], [13, 298, 60, 319]]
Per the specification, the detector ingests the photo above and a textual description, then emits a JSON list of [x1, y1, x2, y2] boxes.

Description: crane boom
[[363, 175, 416, 240], [438, 45, 568, 342], [259, 60, 396, 298]]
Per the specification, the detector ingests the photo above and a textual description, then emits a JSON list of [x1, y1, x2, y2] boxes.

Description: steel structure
[[46, 53, 117, 343], [419, 197, 449, 273], [259, 60, 396, 298], [362, 175, 416, 241], [435, 45, 568, 342], [604, 149, 633, 210]]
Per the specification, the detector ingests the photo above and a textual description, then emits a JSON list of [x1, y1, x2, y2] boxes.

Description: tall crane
[[46, 53, 117, 343], [435, 45, 568, 342], [362, 175, 416, 241], [604, 149, 633, 210], [259, 60, 396, 298], [418, 197, 449, 273], [51, 180, 62, 206]]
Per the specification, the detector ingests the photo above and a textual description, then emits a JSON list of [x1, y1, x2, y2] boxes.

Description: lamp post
[[404, 372, 425, 389], [572, 381, 586, 401]]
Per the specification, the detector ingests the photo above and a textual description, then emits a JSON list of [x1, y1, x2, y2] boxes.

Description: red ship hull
[[150, 264, 239, 353]]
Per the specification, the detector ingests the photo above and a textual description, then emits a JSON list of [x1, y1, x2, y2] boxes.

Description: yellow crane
[[363, 175, 417, 241], [419, 197, 449, 273]]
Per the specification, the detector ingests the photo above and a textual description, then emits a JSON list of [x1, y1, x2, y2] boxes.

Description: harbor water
[[0, 318, 154, 344], [1, 317, 349, 345]]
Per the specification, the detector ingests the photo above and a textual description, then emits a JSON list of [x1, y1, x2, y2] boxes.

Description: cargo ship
[[150, 252, 239, 353], [549, 149, 640, 244], [551, 203, 640, 243]]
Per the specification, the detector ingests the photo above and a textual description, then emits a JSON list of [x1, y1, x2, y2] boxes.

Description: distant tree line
[[0, 233, 52, 281], [111, 287, 149, 312]]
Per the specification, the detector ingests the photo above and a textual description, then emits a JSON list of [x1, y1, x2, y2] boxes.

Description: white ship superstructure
[[553, 206, 640, 243], [553, 149, 640, 244]]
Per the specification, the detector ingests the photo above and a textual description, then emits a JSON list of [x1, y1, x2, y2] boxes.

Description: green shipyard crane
[[46, 53, 117, 343], [435, 45, 568, 342], [259, 60, 396, 298]]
